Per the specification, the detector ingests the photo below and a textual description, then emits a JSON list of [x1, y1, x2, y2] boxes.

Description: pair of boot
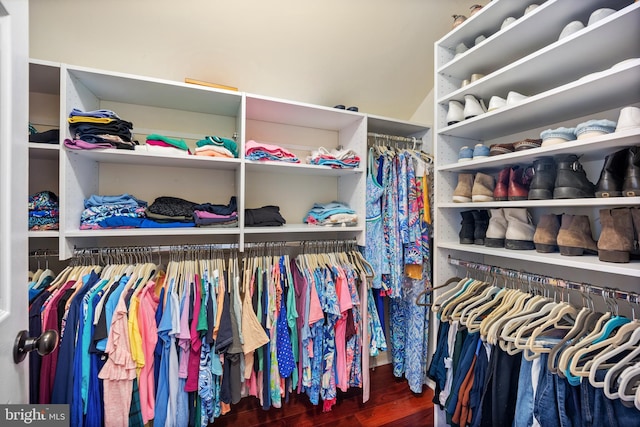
[[459, 210, 489, 245], [528, 155, 596, 200], [533, 214, 597, 256], [485, 208, 535, 250], [494, 166, 533, 201], [595, 145, 640, 197], [598, 207, 640, 263], [453, 173, 495, 202]]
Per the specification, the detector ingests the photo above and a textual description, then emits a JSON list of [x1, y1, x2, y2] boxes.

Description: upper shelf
[[66, 65, 242, 117], [438, 2, 640, 103], [367, 114, 430, 137], [245, 160, 363, 176], [438, 59, 640, 140]]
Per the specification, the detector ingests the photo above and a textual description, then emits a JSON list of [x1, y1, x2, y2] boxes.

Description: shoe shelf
[[438, 58, 640, 140], [437, 242, 640, 278], [432, 0, 640, 336], [437, 1, 639, 101], [437, 128, 640, 172]]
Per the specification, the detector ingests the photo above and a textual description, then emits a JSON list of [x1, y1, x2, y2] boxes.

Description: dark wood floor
[[211, 363, 434, 427]]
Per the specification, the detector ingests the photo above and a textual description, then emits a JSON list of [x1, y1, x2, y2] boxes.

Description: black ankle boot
[[528, 157, 556, 200], [472, 210, 489, 245], [459, 210, 476, 244], [596, 148, 627, 197], [553, 155, 595, 199], [623, 146, 640, 197]]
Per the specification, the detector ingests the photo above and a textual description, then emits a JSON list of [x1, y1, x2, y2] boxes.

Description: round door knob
[[13, 329, 59, 364]]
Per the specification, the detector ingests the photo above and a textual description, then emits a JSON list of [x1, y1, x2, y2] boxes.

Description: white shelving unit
[[432, 3, 640, 420], [25, 61, 428, 259]]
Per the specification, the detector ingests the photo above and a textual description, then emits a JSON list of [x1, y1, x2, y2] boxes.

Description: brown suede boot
[[533, 214, 560, 253], [471, 172, 495, 202], [629, 207, 640, 259], [598, 208, 633, 263], [453, 173, 474, 203], [557, 214, 597, 256]]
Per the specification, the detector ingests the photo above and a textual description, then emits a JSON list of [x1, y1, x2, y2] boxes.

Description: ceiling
[[29, 0, 480, 121]]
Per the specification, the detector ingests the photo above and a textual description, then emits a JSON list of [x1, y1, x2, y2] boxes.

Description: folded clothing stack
[[245, 140, 299, 163], [80, 193, 148, 229], [245, 205, 286, 226], [138, 134, 191, 156], [307, 147, 361, 168], [29, 191, 59, 230], [146, 196, 197, 223], [195, 136, 238, 158], [67, 108, 135, 150], [29, 124, 59, 144], [304, 201, 357, 226], [193, 196, 238, 227]]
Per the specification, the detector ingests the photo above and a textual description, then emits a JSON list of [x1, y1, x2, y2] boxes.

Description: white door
[[0, 0, 29, 403]]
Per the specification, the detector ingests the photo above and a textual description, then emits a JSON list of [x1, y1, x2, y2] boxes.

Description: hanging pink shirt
[[137, 281, 160, 423]]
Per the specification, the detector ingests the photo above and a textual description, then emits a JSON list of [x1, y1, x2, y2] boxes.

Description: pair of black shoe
[[595, 145, 640, 197], [459, 210, 489, 245], [333, 105, 359, 112]]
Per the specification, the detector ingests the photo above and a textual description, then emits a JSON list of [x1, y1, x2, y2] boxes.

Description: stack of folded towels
[[307, 147, 360, 168], [304, 201, 357, 226], [245, 140, 299, 163], [67, 108, 135, 150], [28, 191, 59, 231], [195, 136, 239, 158]]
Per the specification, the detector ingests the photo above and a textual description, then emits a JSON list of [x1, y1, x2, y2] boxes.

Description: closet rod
[[29, 249, 59, 257], [367, 132, 421, 144], [73, 243, 238, 256], [447, 256, 639, 303]]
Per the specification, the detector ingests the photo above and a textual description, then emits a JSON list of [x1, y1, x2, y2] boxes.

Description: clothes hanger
[[591, 327, 640, 398], [416, 276, 462, 308], [499, 300, 557, 354], [547, 307, 601, 374], [439, 279, 487, 322], [616, 363, 640, 403], [482, 289, 531, 342], [432, 275, 474, 313]]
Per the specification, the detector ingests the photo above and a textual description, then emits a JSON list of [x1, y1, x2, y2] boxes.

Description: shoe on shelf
[[475, 35, 486, 46], [459, 210, 476, 244], [557, 214, 598, 256], [528, 157, 556, 200], [471, 172, 495, 202], [453, 173, 474, 203], [630, 208, 640, 260], [615, 106, 640, 132], [587, 8, 616, 26], [463, 95, 487, 120], [575, 119, 617, 140], [447, 100, 464, 126], [461, 79, 471, 88], [494, 167, 510, 201], [506, 91, 529, 106], [595, 148, 627, 198], [452, 14, 467, 29], [513, 138, 542, 151], [534, 214, 560, 253], [489, 143, 515, 156], [504, 208, 535, 250], [334, 104, 346, 109], [473, 144, 490, 160], [558, 21, 584, 40], [458, 146, 474, 162], [485, 208, 507, 248], [598, 208, 633, 263], [540, 127, 577, 147], [508, 165, 533, 201], [553, 154, 596, 199], [488, 96, 506, 112], [472, 210, 490, 245], [346, 106, 359, 112], [470, 73, 485, 83], [524, 4, 539, 15], [501, 16, 516, 30], [469, 4, 483, 16], [623, 145, 640, 197]]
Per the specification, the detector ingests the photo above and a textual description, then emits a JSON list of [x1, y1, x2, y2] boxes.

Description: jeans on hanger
[[427, 320, 450, 404], [513, 357, 535, 427], [534, 354, 583, 427], [580, 370, 640, 427]]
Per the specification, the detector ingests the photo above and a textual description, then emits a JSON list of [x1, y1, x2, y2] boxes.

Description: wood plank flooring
[[212, 363, 434, 426]]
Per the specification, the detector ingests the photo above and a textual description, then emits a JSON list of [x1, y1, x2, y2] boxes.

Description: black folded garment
[[29, 129, 60, 144], [70, 119, 133, 141], [147, 196, 198, 218], [194, 196, 238, 216], [245, 205, 286, 227]]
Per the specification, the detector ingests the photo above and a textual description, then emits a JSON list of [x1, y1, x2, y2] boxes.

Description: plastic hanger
[[547, 308, 601, 374], [440, 280, 487, 322], [499, 300, 556, 354], [594, 327, 640, 398], [432, 277, 471, 313], [482, 290, 531, 342], [617, 363, 640, 403]]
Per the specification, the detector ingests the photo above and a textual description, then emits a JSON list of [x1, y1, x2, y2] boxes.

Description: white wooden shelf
[[244, 160, 363, 176], [65, 227, 240, 238], [437, 129, 640, 172], [439, 197, 640, 209], [243, 223, 364, 234], [28, 230, 59, 238], [28, 142, 60, 160], [437, 241, 640, 278]]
